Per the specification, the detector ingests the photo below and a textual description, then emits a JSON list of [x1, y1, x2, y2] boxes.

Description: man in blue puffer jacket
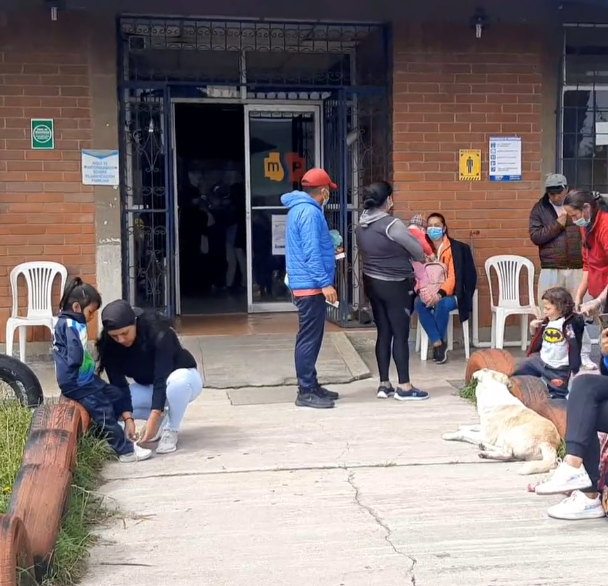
[[281, 168, 339, 409]]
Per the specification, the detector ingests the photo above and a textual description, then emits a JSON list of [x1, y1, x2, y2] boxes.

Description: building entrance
[[118, 17, 390, 325]]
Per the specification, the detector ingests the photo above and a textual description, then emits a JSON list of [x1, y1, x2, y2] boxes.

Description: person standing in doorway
[[281, 168, 339, 409], [529, 174, 596, 370]]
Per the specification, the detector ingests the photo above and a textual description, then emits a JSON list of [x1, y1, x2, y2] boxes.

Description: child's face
[[73, 301, 99, 323], [542, 300, 560, 321]]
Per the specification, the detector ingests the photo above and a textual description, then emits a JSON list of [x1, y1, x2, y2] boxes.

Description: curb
[[0, 397, 90, 586]]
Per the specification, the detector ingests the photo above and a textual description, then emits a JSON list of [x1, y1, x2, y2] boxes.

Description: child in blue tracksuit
[[53, 278, 151, 463]]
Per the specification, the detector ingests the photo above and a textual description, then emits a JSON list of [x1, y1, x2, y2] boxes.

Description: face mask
[[321, 189, 330, 208], [427, 227, 444, 241], [574, 217, 590, 228]]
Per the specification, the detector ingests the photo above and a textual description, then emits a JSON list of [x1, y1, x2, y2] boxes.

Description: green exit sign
[[31, 119, 55, 150]]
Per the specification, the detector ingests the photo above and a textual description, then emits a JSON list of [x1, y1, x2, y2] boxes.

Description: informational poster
[[458, 149, 481, 181], [81, 150, 120, 186], [271, 214, 287, 255], [489, 137, 522, 182]]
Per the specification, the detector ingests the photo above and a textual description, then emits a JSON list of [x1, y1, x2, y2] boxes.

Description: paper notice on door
[[597, 122, 608, 146], [271, 214, 287, 255]]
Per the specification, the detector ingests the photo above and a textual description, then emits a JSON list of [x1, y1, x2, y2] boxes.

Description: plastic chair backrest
[[485, 255, 535, 310], [10, 261, 68, 319]]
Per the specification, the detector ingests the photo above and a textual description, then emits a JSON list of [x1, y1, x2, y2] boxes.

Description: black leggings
[[364, 275, 415, 385], [565, 374, 608, 492]]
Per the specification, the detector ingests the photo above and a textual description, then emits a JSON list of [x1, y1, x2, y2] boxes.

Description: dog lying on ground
[[442, 368, 561, 475]]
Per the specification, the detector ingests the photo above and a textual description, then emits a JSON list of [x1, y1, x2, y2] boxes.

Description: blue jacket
[[53, 312, 130, 412], [281, 191, 335, 291]]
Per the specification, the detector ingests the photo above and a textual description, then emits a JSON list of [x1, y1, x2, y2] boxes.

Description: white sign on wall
[[81, 150, 120, 186], [489, 137, 522, 182], [271, 214, 287, 255]]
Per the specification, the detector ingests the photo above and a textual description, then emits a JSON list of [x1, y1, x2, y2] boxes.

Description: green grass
[[0, 400, 113, 585]]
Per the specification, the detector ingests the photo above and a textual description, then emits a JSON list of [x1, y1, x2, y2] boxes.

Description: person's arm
[[575, 269, 588, 305], [600, 329, 608, 376], [300, 211, 334, 288], [438, 248, 456, 298], [385, 220, 424, 262], [151, 330, 178, 412], [528, 205, 564, 246], [567, 317, 584, 375]]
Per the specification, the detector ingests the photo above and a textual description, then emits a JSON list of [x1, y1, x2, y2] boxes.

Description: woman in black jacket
[[97, 300, 203, 455]]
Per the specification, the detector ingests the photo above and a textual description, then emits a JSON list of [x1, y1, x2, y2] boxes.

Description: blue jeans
[[415, 295, 458, 345], [294, 294, 326, 392]]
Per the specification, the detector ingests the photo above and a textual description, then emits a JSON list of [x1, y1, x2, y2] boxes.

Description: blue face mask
[[574, 217, 590, 228], [427, 227, 444, 241]]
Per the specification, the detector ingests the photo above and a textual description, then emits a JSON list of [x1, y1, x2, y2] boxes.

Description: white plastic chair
[[5, 261, 68, 363], [415, 290, 477, 361], [485, 255, 539, 350]]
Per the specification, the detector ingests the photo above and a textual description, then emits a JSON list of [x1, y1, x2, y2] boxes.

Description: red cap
[[301, 168, 337, 190]]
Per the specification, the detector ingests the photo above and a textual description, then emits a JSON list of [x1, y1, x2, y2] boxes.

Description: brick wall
[[0, 12, 95, 343], [392, 23, 545, 329]]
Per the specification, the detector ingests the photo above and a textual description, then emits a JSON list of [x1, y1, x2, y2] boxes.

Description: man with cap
[[529, 173, 596, 369], [281, 168, 340, 409]]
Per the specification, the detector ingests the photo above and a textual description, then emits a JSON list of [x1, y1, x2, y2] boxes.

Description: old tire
[[8, 465, 72, 581], [30, 402, 84, 444], [465, 349, 515, 383], [58, 395, 91, 431], [21, 428, 77, 471], [509, 375, 566, 438], [0, 515, 36, 586], [0, 354, 44, 407]]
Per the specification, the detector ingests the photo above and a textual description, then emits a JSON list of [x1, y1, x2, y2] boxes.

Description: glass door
[[244, 104, 321, 312]]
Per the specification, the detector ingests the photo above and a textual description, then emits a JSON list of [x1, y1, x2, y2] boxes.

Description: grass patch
[[0, 400, 113, 585], [458, 378, 478, 405]]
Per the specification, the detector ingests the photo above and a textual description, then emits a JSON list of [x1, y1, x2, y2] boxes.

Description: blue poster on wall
[[489, 137, 522, 182]]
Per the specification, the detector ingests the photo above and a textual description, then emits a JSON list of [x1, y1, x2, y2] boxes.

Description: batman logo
[[543, 328, 564, 344]]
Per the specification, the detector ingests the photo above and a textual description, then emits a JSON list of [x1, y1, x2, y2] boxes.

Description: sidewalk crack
[[346, 470, 417, 585]]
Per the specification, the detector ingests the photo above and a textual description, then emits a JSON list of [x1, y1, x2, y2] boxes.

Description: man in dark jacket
[[529, 173, 595, 369]]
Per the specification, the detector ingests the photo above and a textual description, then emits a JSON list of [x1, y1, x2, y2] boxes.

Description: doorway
[[173, 102, 247, 315]]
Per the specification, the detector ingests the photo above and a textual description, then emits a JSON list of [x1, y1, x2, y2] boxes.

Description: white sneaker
[[547, 490, 605, 520], [156, 430, 178, 454], [119, 443, 152, 463], [535, 461, 592, 495], [582, 356, 598, 370]]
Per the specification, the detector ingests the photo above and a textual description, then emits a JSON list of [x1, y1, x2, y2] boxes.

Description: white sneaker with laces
[[156, 430, 178, 454], [547, 490, 605, 520], [535, 461, 592, 495], [119, 443, 152, 463], [581, 356, 598, 370]]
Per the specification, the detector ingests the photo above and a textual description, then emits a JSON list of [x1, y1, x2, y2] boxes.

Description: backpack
[[417, 261, 447, 305]]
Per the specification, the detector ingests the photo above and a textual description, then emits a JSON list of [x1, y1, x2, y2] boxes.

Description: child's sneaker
[[119, 443, 152, 463]]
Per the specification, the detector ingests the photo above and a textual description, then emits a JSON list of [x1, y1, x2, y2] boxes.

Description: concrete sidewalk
[[77, 370, 605, 586]]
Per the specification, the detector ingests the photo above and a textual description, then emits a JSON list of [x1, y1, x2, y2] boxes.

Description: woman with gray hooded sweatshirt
[[356, 181, 428, 401]]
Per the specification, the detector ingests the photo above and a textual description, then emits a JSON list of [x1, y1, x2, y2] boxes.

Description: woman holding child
[[414, 213, 477, 364], [356, 181, 429, 401]]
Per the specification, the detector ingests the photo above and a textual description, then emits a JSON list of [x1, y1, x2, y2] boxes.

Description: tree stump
[[465, 349, 515, 383], [509, 374, 566, 438], [0, 515, 36, 586], [8, 465, 72, 581]]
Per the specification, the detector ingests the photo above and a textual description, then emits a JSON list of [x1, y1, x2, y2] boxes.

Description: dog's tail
[[519, 442, 558, 475]]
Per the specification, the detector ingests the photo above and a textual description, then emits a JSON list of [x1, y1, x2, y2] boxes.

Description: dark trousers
[[512, 354, 570, 399], [78, 384, 134, 456], [294, 294, 326, 392], [364, 276, 415, 385], [565, 374, 608, 492]]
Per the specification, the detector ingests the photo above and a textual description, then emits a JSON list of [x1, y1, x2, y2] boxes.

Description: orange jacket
[[581, 210, 608, 298], [436, 237, 456, 297]]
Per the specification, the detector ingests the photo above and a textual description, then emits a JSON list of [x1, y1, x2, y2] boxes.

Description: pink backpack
[[417, 261, 447, 305]]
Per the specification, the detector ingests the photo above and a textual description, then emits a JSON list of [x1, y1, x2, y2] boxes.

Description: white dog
[[442, 368, 561, 475]]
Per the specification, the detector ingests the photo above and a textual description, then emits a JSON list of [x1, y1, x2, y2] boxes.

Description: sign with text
[[458, 149, 481, 181], [81, 150, 119, 186], [489, 137, 522, 182], [31, 119, 55, 150]]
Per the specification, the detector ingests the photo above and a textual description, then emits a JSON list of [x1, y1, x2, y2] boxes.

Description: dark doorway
[[174, 103, 246, 315]]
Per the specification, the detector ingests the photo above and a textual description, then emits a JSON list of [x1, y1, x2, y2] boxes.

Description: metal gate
[[118, 86, 176, 314]]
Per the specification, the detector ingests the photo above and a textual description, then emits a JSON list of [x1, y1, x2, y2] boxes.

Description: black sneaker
[[435, 341, 448, 364], [376, 385, 394, 399], [318, 386, 340, 400], [432, 346, 439, 361], [394, 387, 429, 401], [295, 392, 335, 409]]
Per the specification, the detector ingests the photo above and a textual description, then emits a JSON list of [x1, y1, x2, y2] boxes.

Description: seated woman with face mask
[[414, 213, 477, 364]]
